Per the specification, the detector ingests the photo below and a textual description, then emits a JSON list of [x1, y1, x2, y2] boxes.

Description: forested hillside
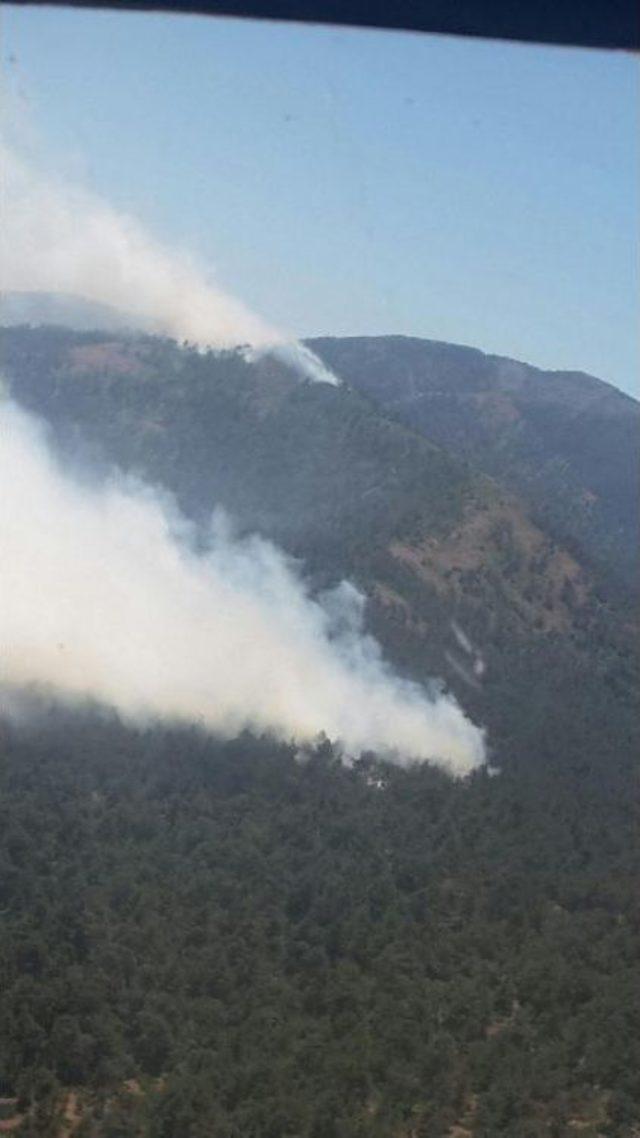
[[1, 707, 638, 1137], [309, 336, 639, 594], [2, 326, 635, 732], [1, 325, 638, 1136], [1, 327, 470, 562]]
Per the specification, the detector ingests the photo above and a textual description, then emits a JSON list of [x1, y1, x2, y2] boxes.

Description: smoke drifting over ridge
[[0, 401, 485, 774], [0, 143, 338, 385]]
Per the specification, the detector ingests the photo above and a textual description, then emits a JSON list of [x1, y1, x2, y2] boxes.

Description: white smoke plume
[[0, 142, 338, 386], [0, 400, 485, 774], [447, 620, 486, 688]]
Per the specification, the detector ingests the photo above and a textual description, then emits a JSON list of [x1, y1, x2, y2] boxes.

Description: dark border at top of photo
[[8, 0, 640, 51]]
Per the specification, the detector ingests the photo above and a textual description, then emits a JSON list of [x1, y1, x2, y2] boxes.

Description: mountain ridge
[[2, 324, 635, 738], [309, 335, 639, 593], [4, 292, 635, 595], [2, 290, 633, 402]]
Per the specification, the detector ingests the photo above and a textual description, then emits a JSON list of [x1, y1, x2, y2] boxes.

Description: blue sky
[[3, 5, 638, 394]]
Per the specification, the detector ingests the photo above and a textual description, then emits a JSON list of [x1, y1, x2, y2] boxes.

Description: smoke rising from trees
[[1, 400, 485, 773]]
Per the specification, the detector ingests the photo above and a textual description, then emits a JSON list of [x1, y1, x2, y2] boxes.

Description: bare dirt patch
[[58, 1091, 82, 1138], [0, 1100, 22, 1134], [69, 342, 147, 378], [390, 498, 589, 634]]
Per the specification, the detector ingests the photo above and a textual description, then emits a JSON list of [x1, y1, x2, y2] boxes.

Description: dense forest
[[1, 704, 638, 1137], [309, 336, 639, 596], [1, 324, 638, 1135]]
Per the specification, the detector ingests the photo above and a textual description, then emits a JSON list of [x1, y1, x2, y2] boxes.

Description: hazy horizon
[[2, 4, 638, 396], [2, 287, 638, 402]]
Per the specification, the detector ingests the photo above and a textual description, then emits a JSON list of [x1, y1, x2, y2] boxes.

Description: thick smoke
[[0, 143, 338, 385], [0, 401, 485, 774]]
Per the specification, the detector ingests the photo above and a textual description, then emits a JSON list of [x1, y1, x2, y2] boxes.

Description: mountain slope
[[4, 295, 636, 590], [2, 324, 636, 771], [1, 709, 637, 1137], [0, 326, 604, 642], [1, 323, 638, 1137], [309, 336, 639, 593], [1, 326, 471, 560]]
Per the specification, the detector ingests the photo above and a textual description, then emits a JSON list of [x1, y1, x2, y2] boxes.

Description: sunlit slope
[[1, 326, 472, 556], [4, 324, 637, 773], [2, 326, 603, 647], [310, 335, 639, 593]]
